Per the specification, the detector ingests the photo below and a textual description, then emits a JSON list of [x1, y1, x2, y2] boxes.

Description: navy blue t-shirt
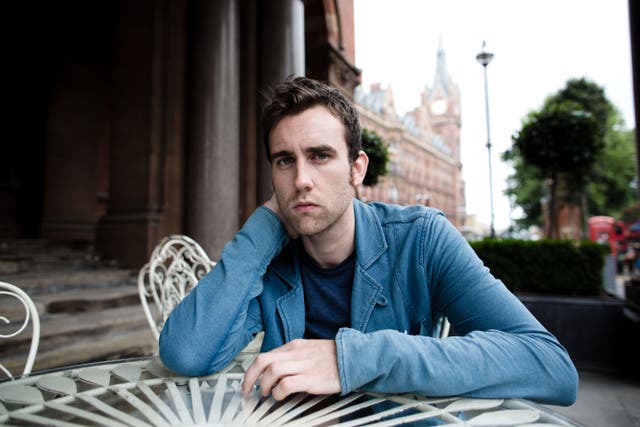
[[300, 248, 355, 339]]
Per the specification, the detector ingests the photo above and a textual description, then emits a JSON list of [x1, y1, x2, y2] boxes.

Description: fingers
[[262, 193, 280, 214], [258, 359, 306, 398], [241, 355, 266, 396], [241, 345, 301, 397], [241, 339, 341, 401], [262, 194, 299, 239], [240, 346, 286, 396], [271, 373, 307, 401]]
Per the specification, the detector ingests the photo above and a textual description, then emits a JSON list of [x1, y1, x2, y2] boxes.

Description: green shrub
[[361, 129, 390, 186], [470, 239, 608, 296]]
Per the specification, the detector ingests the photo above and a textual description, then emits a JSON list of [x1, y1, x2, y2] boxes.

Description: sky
[[354, 0, 635, 232]]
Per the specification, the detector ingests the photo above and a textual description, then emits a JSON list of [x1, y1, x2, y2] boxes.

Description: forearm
[[336, 327, 578, 405], [379, 212, 578, 404], [159, 207, 288, 376]]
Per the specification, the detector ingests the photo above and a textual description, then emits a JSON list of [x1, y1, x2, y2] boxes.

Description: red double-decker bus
[[588, 216, 625, 257], [589, 204, 640, 273]]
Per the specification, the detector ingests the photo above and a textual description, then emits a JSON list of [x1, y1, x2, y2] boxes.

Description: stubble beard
[[278, 173, 356, 238]]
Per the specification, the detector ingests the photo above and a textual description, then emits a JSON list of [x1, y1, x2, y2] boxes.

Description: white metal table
[[0, 352, 581, 426]]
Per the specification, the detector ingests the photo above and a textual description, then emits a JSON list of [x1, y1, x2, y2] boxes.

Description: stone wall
[[520, 294, 640, 379]]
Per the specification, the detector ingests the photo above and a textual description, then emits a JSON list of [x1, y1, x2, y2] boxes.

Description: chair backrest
[[138, 235, 216, 341], [0, 281, 40, 379], [432, 315, 451, 339], [440, 317, 451, 338]]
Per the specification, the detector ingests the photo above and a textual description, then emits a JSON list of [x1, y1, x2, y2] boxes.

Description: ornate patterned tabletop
[[0, 352, 581, 426]]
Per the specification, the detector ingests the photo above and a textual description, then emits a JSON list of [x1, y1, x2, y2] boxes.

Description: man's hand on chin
[[263, 194, 300, 239], [241, 339, 341, 400]]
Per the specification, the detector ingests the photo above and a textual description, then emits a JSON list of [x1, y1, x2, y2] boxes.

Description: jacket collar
[[352, 199, 388, 269], [271, 240, 302, 288], [350, 199, 388, 330], [270, 199, 388, 287]]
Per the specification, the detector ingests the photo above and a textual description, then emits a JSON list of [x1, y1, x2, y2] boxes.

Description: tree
[[511, 100, 599, 238], [503, 151, 545, 230], [361, 128, 390, 186], [505, 78, 635, 237], [505, 125, 636, 231], [547, 77, 613, 140], [586, 126, 637, 219]]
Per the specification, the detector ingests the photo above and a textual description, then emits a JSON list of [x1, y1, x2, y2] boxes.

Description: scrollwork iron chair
[[0, 281, 40, 379], [138, 235, 216, 341], [439, 317, 451, 338]]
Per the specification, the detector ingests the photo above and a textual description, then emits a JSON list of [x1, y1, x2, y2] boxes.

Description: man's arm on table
[[334, 213, 578, 405], [241, 211, 576, 405], [162, 204, 577, 405], [158, 206, 289, 376]]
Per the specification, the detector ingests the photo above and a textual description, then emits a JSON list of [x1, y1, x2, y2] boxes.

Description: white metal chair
[[0, 281, 40, 379], [138, 235, 216, 341], [440, 317, 451, 338]]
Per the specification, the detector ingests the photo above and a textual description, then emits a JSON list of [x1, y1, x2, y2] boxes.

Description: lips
[[293, 201, 318, 212]]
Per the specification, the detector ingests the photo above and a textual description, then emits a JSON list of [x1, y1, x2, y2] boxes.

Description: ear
[[351, 150, 369, 187]]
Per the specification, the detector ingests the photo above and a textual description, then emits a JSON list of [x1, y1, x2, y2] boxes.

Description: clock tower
[[355, 38, 465, 228], [425, 37, 461, 163]]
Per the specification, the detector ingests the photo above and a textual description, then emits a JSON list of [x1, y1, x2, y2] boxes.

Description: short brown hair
[[261, 76, 361, 162]]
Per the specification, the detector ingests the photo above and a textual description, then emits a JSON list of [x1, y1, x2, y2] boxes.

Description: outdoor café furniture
[[0, 351, 581, 426], [138, 235, 216, 341], [0, 281, 40, 380]]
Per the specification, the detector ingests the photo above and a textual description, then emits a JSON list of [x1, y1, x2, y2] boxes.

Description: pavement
[[545, 370, 640, 427], [542, 273, 640, 426]]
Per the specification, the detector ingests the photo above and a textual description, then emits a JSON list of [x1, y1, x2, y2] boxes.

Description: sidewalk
[[542, 274, 640, 426], [544, 370, 640, 426]]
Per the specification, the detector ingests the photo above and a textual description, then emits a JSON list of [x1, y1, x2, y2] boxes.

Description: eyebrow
[[270, 145, 337, 160], [306, 145, 337, 156], [270, 150, 293, 162]]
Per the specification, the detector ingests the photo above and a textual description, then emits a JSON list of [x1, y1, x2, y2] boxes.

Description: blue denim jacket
[[159, 200, 578, 405]]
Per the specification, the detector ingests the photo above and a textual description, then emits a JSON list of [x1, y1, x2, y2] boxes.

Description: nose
[[294, 160, 314, 192]]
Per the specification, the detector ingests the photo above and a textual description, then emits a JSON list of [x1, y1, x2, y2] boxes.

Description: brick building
[[355, 41, 466, 228], [1, 0, 360, 267]]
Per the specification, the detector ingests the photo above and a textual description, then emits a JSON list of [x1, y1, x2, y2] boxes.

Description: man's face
[[268, 105, 366, 237]]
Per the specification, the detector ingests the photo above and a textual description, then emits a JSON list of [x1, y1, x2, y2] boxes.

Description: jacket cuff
[[336, 327, 384, 394]]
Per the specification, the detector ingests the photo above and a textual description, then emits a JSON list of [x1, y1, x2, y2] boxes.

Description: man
[[159, 76, 578, 405]]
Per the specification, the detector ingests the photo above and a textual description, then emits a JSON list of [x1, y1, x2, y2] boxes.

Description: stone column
[[185, 0, 241, 259], [256, 0, 305, 202], [96, 0, 187, 267], [41, 64, 109, 241]]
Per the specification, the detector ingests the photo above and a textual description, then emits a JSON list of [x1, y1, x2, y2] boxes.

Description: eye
[[312, 152, 330, 161], [275, 156, 294, 167]]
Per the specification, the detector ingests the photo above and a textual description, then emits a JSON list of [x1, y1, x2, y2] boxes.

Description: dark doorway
[[1, 2, 115, 240]]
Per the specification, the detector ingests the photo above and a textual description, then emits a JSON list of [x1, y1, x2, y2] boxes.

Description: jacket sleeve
[[336, 212, 578, 406], [159, 207, 289, 376]]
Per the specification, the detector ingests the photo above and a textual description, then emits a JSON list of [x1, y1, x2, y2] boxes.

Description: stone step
[[0, 239, 156, 378], [0, 239, 94, 256], [0, 255, 99, 275], [1, 268, 137, 294], [1, 305, 152, 352], [38, 284, 140, 314], [35, 328, 156, 372], [0, 270, 140, 321], [0, 239, 108, 274], [1, 306, 156, 375], [5, 328, 156, 376]]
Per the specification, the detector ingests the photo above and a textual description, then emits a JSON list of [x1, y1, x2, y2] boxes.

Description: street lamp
[[476, 40, 496, 238]]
